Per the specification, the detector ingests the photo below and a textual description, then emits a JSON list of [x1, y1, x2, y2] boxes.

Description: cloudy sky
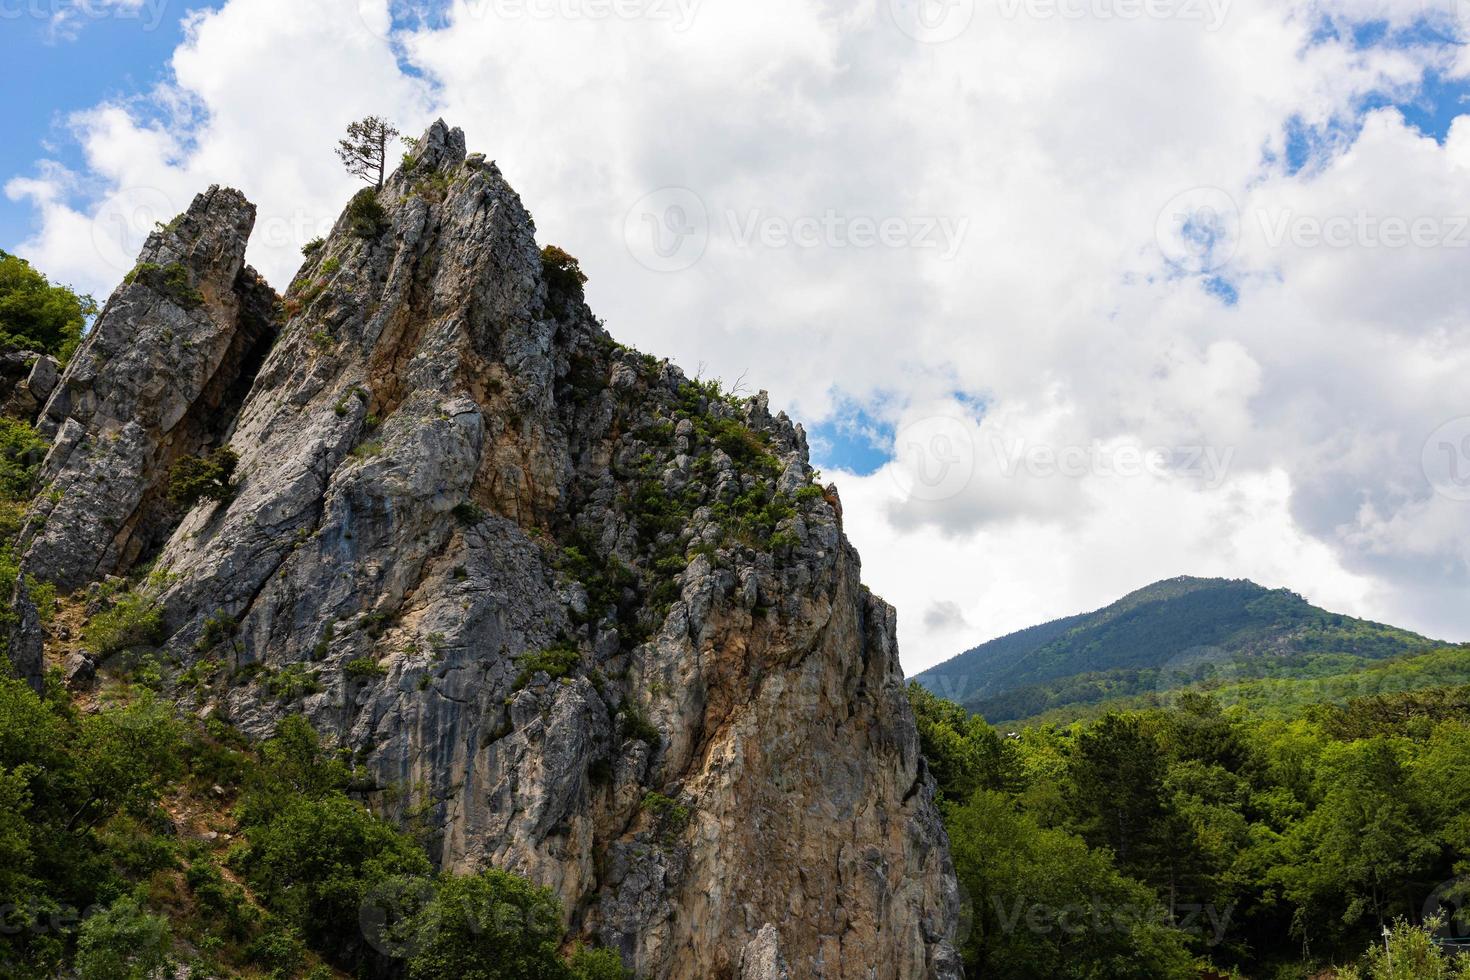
[[6, 0, 1470, 672]]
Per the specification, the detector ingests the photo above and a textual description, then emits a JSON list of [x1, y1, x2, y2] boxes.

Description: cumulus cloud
[[6, 0, 1470, 671]]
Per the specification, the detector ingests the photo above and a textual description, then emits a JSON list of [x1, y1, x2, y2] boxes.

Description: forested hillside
[[916, 577, 1442, 724], [910, 679, 1470, 978]]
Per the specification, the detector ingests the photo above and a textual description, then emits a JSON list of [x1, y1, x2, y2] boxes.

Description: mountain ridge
[[915, 575, 1443, 724]]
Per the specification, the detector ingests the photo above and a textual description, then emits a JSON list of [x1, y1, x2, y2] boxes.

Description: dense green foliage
[[0, 417, 47, 504], [0, 418, 49, 667], [0, 249, 94, 361], [912, 675, 1470, 978], [540, 245, 588, 299], [167, 447, 239, 508], [0, 676, 631, 978], [346, 189, 389, 238], [916, 576, 1441, 724]]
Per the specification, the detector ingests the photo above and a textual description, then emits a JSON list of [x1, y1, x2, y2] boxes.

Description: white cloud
[[7, 0, 1470, 672]]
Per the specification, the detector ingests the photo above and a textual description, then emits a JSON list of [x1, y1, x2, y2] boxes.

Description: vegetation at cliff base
[[0, 679, 632, 979]]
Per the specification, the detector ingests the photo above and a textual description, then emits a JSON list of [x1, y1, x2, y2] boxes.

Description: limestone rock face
[[15, 121, 962, 978], [19, 185, 278, 591]]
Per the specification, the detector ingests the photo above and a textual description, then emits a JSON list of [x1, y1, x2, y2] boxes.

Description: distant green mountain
[[914, 576, 1446, 724]]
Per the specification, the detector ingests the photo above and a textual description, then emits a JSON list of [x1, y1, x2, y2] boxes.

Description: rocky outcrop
[[11, 122, 962, 978], [0, 351, 59, 421], [19, 185, 277, 592]]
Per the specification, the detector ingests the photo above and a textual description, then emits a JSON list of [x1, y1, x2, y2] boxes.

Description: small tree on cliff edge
[[336, 116, 401, 190]]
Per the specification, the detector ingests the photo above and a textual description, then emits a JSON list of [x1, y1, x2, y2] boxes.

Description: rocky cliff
[[7, 121, 962, 979]]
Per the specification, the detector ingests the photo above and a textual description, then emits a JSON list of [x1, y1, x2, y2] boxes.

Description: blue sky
[[0, 4, 220, 249]]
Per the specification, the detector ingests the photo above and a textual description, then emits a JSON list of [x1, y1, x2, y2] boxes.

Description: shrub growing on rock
[[83, 589, 165, 657], [123, 261, 204, 310], [167, 447, 238, 507], [513, 645, 580, 690], [540, 245, 588, 298], [347, 188, 390, 238]]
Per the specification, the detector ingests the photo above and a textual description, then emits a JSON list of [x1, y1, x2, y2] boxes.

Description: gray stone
[[63, 652, 96, 689], [18, 185, 278, 592]]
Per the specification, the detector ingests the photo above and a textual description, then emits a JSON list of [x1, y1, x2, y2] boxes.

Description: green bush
[[540, 245, 588, 298], [618, 703, 660, 749], [167, 448, 238, 507], [75, 892, 172, 980], [513, 646, 580, 690], [83, 589, 165, 658], [346, 189, 389, 238], [263, 663, 321, 702], [640, 792, 690, 833], [0, 417, 47, 500], [0, 249, 94, 361], [344, 657, 387, 680], [1335, 917, 1470, 979], [235, 794, 431, 963], [401, 870, 568, 980], [451, 501, 485, 526], [567, 945, 632, 980]]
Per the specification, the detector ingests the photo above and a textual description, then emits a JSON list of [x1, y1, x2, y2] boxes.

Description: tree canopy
[[0, 249, 95, 362]]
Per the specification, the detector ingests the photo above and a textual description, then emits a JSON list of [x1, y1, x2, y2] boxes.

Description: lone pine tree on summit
[[335, 115, 401, 190]]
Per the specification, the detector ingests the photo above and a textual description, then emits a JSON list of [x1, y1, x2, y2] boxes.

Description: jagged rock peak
[[18, 183, 277, 593], [408, 118, 467, 172], [9, 130, 963, 979]]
